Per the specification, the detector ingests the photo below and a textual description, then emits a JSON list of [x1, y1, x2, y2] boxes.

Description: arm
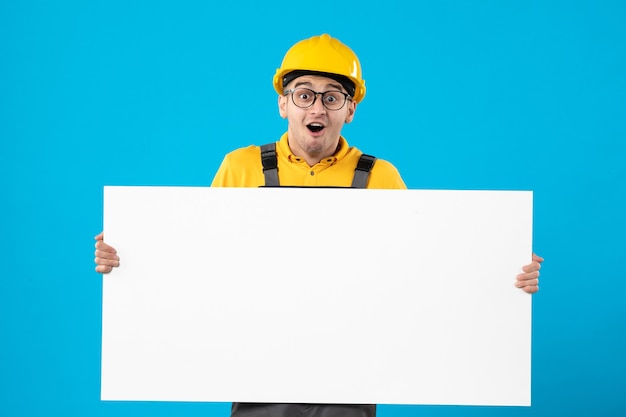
[[515, 253, 543, 294], [94, 232, 120, 273]]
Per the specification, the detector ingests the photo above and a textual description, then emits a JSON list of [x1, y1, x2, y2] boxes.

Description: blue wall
[[1, 1, 625, 416]]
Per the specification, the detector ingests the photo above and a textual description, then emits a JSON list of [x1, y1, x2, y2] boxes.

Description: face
[[278, 75, 356, 165]]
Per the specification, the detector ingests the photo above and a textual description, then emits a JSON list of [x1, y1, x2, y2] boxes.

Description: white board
[[101, 186, 533, 406]]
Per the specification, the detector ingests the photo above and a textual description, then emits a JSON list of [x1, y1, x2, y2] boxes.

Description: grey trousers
[[231, 403, 376, 417]]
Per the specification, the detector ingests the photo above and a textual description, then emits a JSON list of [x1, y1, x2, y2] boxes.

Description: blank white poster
[[101, 187, 533, 406]]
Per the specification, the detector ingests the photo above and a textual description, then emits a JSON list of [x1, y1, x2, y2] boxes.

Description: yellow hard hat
[[273, 34, 366, 103]]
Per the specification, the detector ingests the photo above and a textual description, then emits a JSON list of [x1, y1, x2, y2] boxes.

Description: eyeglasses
[[284, 88, 352, 111]]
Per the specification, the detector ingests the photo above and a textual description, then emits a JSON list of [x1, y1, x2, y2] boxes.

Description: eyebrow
[[294, 80, 345, 92]]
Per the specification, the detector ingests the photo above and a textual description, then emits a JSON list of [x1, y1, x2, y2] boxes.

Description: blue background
[[1, 1, 625, 416]]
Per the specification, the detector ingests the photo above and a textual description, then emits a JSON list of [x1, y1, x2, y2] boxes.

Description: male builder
[[95, 34, 543, 417]]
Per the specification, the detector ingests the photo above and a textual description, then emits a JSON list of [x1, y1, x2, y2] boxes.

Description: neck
[[288, 136, 342, 167]]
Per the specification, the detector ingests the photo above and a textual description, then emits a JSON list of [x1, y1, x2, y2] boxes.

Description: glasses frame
[[284, 88, 353, 111]]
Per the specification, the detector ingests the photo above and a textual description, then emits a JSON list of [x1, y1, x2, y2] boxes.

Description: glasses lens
[[292, 88, 316, 108], [322, 91, 345, 110]]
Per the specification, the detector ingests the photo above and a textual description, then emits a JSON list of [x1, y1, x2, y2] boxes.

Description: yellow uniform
[[211, 133, 406, 189]]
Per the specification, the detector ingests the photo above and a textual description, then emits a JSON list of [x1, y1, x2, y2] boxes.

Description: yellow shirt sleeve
[[211, 145, 265, 188]]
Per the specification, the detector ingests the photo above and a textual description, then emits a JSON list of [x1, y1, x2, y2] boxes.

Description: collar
[[277, 132, 351, 166]]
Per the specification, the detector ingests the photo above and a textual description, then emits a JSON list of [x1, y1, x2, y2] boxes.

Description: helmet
[[273, 34, 366, 103]]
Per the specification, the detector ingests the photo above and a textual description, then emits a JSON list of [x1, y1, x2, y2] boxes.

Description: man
[[95, 34, 543, 417]]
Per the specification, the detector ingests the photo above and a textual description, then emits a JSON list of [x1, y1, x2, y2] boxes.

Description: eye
[[295, 89, 314, 101]]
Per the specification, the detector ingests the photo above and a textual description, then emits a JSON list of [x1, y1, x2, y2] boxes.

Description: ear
[[345, 101, 357, 124], [278, 94, 288, 119]]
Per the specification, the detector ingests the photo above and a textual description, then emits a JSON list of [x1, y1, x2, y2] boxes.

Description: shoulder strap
[[260, 143, 279, 187], [351, 154, 377, 188]]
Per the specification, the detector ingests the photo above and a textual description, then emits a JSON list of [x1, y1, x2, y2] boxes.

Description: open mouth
[[307, 123, 325, 133]]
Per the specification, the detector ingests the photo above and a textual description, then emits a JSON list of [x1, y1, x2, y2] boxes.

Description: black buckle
[[355, 154, 376, 172], [261, 150, 278, 171]]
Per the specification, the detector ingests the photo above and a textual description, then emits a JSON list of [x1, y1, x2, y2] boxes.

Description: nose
[[310, 93, 327, 113]]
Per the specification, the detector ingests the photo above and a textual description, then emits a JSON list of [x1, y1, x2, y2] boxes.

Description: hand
[[94, 232, 120, 273], [515, 253, 543, 294]]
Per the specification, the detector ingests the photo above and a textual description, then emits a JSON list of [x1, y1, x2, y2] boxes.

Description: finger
[[516, 278, 539, 287], [94, 249, 119, 261], [517, 270, 540, 281], [522, 261, 542, 273], [95, 239, 117, 253], [94, 256, 120, 267], [522, 285, 539, 294], [95, 264, 113, 273], [95, 232, 104, 241], [532, 253, 544, 263]]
